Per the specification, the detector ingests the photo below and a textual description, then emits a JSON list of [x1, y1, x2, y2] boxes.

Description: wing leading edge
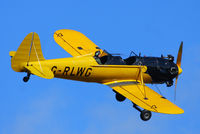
[[104, 81, 184, 114]]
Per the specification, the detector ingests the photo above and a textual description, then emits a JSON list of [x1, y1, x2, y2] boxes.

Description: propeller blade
[[176, 41, 183, 67], [174, 42, 183, 101], [174, 76, 178, 101]]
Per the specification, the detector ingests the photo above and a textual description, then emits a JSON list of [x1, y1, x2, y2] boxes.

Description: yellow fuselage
[[27, 56, 152, 84]]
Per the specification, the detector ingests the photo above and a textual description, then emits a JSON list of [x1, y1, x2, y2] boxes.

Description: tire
[[115, 93, 126, 102], [140, 110, 152, 121], [23, 76, 29, 82]]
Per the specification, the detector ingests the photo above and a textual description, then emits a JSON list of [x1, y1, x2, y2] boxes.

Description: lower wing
[[104, 80, 184, 114]]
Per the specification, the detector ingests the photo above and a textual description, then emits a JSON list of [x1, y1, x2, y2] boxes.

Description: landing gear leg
[[23, 73, 30, 82], [133, 103, 152, 121]]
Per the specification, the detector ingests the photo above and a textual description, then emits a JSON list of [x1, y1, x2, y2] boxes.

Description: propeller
[[174, 42, 183, 101]]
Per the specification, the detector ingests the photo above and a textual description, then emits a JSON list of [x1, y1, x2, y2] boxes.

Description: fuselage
[[26, 54, 178, 86], [38, 56, 152, 84]]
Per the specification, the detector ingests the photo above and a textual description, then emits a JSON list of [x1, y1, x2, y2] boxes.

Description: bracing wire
[[155, 85, 164, 97], [33, 40, 43, 73]]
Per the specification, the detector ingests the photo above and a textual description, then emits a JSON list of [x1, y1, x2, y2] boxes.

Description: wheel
[[140, 110, 152, 121], [115, 93, 126, 102], [23, 76, 29, 82]]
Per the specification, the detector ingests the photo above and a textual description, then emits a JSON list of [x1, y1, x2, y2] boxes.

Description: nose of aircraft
[[177, 65, 183, 75]]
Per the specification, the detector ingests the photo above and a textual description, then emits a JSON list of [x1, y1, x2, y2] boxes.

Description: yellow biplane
[[10, 29, 184, 121]]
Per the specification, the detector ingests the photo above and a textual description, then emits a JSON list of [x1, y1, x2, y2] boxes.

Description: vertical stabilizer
[[11, 32, 45, 72]]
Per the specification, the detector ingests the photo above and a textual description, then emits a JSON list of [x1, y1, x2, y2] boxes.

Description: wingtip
[[179, 108, 184, 114], [174, 107, 184, 114]]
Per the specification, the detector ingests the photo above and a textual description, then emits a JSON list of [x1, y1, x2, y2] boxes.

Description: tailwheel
[[115, 93, 126, 102], [140, 110, 152, 121], [23, 73, 30, 82]]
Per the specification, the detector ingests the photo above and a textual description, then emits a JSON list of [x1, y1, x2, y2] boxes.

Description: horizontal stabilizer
[[9, 51, 16, 57], [25, 65, 54, 79]]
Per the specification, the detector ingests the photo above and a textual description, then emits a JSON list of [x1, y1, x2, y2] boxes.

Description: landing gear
[[115, 93, 126, 102], [133, 103, 152, 121], [23, 73, 30, 82], [140, 110, 152, 121], [113, 90, 126, 102]]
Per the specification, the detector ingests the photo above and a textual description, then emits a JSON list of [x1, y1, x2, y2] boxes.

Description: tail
[[10, 32, 54, 79], [10, 32, 45, 72]]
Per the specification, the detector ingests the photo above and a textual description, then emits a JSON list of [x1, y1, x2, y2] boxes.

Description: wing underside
[[105, 81, 184, 114]]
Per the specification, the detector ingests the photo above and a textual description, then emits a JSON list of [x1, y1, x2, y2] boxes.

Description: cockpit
[[95, 55, 126, 65], [94, 50, 125, 65], [94, 50, 145, 66], [94, 50, 138, 65]]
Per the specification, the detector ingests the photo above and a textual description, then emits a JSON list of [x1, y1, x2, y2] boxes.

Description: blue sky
[[1, 0, 200, 134]]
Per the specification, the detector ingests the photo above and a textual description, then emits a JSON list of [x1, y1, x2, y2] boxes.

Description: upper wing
[[104, 81, 184, 114], [54, 29, 104, 57]]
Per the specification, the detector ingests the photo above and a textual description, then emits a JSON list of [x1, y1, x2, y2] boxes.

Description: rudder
[[11, 32, 45, 72]]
